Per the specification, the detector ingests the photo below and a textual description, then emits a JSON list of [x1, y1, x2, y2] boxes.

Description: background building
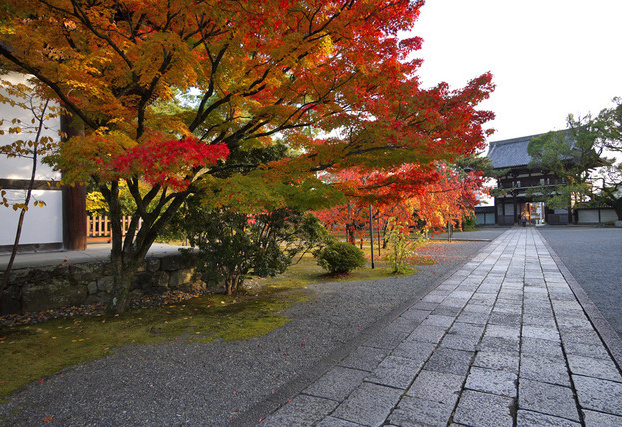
[[486, 134, 570, 226]]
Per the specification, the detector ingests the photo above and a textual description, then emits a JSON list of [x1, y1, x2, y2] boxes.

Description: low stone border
[[0, 251, 204, 314]]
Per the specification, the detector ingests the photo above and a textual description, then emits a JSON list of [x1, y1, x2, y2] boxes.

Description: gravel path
[[0, 239, 495, 426], [538, 226, 622, 338]]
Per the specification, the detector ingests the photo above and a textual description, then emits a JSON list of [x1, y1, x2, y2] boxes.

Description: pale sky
[[407, 0, 622, 145]]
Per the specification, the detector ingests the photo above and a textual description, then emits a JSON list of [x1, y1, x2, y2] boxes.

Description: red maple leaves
[[113, 136, 229, 190]]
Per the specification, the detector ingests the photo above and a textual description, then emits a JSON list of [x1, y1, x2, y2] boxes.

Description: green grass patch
[[0, 243, 436, 399]]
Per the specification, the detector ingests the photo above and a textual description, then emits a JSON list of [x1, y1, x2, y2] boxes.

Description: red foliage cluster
[[86, 134, 229, 190], [315, 163, 486, 243]]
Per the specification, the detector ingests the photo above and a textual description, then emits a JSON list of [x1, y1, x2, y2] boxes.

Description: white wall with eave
[[0, 73, 63, 248], [0, 190, 63, 245], [577, 208, 618, 224]]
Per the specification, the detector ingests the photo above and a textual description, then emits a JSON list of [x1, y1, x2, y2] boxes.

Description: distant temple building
[[485, 134, 571, 226]]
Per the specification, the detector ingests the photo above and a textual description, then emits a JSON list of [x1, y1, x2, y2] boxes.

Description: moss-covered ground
[[0, 245, 435, 399]]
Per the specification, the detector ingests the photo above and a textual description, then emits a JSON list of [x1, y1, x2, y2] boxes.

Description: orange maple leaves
[[315, 162, 486, 241]]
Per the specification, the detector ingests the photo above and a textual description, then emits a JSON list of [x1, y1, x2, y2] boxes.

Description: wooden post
[[61, 112, 87, 250], [369, 204, 374, 269]]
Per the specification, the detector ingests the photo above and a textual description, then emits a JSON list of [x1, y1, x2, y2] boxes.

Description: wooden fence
[[86, 216, 142, 241]]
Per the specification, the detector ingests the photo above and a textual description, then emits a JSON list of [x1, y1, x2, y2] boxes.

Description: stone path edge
[[232, 239, 497, 426], [540, 231, 622, 373]]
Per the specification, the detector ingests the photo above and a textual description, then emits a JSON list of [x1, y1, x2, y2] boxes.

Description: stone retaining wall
[[0, 252, 205, 314]]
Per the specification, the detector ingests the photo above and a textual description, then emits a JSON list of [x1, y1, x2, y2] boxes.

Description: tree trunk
[[109, 255, 134, 313], [106, 180, 132, 314], [1, 100, 48, 310]]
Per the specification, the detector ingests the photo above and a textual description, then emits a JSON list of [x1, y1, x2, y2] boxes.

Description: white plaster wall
[[476, 212, 495, 225], [1, 73, 63, 247], [578, 209, 599, 223], [0, 73, 61, 181], [578, 209, 618, 224], [602, 209, 619, 222], [0, 190, 63, 245]]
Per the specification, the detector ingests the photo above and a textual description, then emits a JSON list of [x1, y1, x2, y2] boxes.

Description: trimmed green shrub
[[315, 241, 366, 274], [178, 199, 333, 294]]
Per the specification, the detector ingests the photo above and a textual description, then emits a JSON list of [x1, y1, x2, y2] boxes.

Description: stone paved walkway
[[257, 228, 622, 426]]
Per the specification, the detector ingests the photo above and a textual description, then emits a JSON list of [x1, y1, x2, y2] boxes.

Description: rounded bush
[[315, 241, 366, 274]]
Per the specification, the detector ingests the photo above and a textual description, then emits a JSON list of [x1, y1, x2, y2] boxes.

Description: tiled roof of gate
[[486, 134, 542, 169]]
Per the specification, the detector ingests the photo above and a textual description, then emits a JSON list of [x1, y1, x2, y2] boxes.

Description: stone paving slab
[[256, 229, 622, 426]]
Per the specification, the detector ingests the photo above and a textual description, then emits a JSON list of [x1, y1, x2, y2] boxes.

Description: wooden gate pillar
[[61, 112, 87, 250]]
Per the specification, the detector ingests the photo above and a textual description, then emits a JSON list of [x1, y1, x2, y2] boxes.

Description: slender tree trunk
[[1, 100, 48, 310]]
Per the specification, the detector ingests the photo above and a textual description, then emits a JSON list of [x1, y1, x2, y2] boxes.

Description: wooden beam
[[0, 178, 62, 191]]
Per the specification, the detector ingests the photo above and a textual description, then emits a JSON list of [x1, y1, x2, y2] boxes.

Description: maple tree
[[1, 0, 494, 312], [315, 162, 486, 246]]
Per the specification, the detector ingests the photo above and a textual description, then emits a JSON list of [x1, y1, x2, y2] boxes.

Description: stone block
[[87, 281, 98, 295], [331, 382, 402, 426], [439, 333, 479, 351], [421, 314, 454, 328], [521, 337, 564, 360], [573, 375, 622, 415], [339, 346, 389, 372], [566, 355, 622, 382], [169, 269, 194, 289], [453, 390, 514, 427], [412, 301, 439, 311], [518, 379, 579, 421], [303, 366, 369, 401], [160, 254, 182, 271], [562, 341, 611, 360], [488, 312, 522, 327], [520, 354, 571, 387], [484, 324, 521, 341], [261, 394, 338, 427], [406, 370, 464, 406], [448, 322, 485, 337], [364, 326, 410, 350], [522, 314, 557, 328], [582, 409, 622, 426], [138, 271, 169, 291], [97, 276, 115, 292], [366, 355, 424, 389], [406, 325, 446, 344], [389, 395, 454, 426], [145, 257, 161, 272], [70, 263, 104, 281], [456, 311, 489, 325], [391, 340, 436, 362], [473, 350, 519, 374], [558, 327, 602, 345], [425, 348, 474, 376], [421, 292, 446, 303], [465, 366, 518, 397], [315, 416, 361, 427], [477, 336, 520, 355], [431, 304, 462, 317], [21, 277, 87, 312], [517, 410, 580, 426]]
